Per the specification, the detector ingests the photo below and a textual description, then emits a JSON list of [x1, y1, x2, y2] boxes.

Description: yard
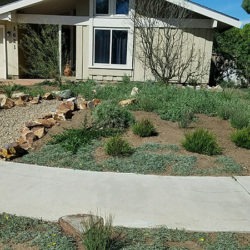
[[2, 80, 248, 176]]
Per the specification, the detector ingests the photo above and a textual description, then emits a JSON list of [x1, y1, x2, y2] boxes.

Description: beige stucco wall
[[133, 28, 214, 84]]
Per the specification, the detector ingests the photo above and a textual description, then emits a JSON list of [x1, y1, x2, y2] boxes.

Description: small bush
[[230, 110, 250, 129], [82, 215, 113, 250], [132, 119, 157, 137], [231, 127, 250, 149], [105, 136, 134, 156], [93, 102, 135, 129], [182, 128, 222, 155]]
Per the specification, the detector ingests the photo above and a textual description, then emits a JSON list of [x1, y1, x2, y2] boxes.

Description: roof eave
[[167, 0, 242, 28], [0, 0, 44, 15]]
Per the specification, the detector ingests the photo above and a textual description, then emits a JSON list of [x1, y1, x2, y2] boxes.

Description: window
[[95, 0, 129, 15], [96, 0, 109, 14], [116, 0, 129, 14], [94, 29, 128, 65]]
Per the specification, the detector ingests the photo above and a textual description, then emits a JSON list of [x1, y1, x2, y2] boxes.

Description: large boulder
[[59, 214, 104, 240]]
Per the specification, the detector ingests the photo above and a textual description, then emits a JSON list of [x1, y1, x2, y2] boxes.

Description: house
[[0, 0, 241, 83]]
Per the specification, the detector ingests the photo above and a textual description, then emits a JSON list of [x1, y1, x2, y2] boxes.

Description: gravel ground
[[0, 100, 61, 148]]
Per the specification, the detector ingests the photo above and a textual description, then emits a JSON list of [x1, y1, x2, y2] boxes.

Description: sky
[[191, 0, 250, 26]]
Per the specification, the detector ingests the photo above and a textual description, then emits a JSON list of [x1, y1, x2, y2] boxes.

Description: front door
[[0, 25, 7, 79]]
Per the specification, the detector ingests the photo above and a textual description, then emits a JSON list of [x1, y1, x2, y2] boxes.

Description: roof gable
[[0, 0, 242, 28]]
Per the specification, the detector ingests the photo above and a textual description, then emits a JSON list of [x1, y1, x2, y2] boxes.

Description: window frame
[[94, 0, 130, 16], [93, 27, 131, 68]]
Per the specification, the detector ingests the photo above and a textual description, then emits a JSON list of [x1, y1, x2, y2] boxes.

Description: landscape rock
[[11, 92, 29, 101], [52, 89, 73, 100], [0, 98, 15, 109], [14, 97, 26, 107], [131, 87, 139, 96], [36, 118, 57, 128], [43, 92, 54, 100], [119, 98, 136, 107], [59, 214, 104, 240], [31, 126, 45, 139], [93, 98, 101, 107], [0, 142, 27, 159], [76, 97, 87, 110], [30, 96, 41, 105]]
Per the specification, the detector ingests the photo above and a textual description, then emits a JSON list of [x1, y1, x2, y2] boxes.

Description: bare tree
[[131, 0, 208, 84]]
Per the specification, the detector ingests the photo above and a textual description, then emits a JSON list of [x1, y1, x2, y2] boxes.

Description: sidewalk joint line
[[233, 176, 250, 196]]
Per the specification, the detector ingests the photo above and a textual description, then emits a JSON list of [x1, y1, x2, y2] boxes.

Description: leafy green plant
[[132, 119, 157, 137], [231, 127, 250, 149], [182, 128, 222, 155], [93, 102, 135, 129], [122, 74, 131, 84], [82, 215, 113, 250], [105, 136, 134, 156]]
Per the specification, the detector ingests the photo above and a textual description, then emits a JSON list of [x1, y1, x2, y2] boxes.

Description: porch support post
[[58, 24, 62, 76]]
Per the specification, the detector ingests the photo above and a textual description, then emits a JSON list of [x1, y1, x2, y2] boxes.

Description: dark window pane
[[111, 30, 128, 64], [96, 0, 109, 14], [95, 30, 110, 63], [116, 0, 129, 14]]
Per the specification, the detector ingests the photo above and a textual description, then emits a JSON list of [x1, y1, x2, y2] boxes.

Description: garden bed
[[1, 81, 249, 176]]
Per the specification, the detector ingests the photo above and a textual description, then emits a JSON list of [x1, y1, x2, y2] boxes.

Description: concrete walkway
[[0, 161, 250, 232]]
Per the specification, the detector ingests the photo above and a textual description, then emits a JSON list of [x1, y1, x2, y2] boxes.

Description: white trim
[[0, 12, 11, 20], [92, 27, 133, 69], [166, 0, 241, 28], [0, 25, 7, 79], [58, 25, 62, 76], [0, 0, 43, 15], [16, 14, 89, 26], [93, 17, 132, 28]]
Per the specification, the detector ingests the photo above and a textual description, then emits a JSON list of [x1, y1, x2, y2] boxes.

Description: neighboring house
[[0, 0, 241, 82]]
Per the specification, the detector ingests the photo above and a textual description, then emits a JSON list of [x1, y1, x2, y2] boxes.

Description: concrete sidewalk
[[0, 161, 250, 232]]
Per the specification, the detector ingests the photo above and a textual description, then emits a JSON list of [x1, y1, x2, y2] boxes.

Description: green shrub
[[93, 102, 135, 129], [50, 127, 118, 154], [82, 215, 113, 250], [231, 127, 250, 149], [105, 136, 134, 156], [132, 119, 157, 137], [182, 128, 222, 155], [217, 102, 234, 120], [178, 110, 195, 128], [230, 110, 250, 129]]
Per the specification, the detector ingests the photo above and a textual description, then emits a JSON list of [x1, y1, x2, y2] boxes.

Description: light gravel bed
[[0, 100, 62, 148]]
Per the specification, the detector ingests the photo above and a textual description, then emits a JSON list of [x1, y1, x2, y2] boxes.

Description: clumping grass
[[0, 213, 76, 250], [182, 128, 222, 156], [132, 119, 157, 137], [105, 136, 134, 157], [1, 84, 27, 98], [82, 215, 113, 250], [92, 101, 135, 129], [231, 127, 250, 149], [230, 109, 250, 129]]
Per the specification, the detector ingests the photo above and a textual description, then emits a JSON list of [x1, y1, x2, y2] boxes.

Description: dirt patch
[[16, 110, 250, 175], [0, 243, 39, 250]]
